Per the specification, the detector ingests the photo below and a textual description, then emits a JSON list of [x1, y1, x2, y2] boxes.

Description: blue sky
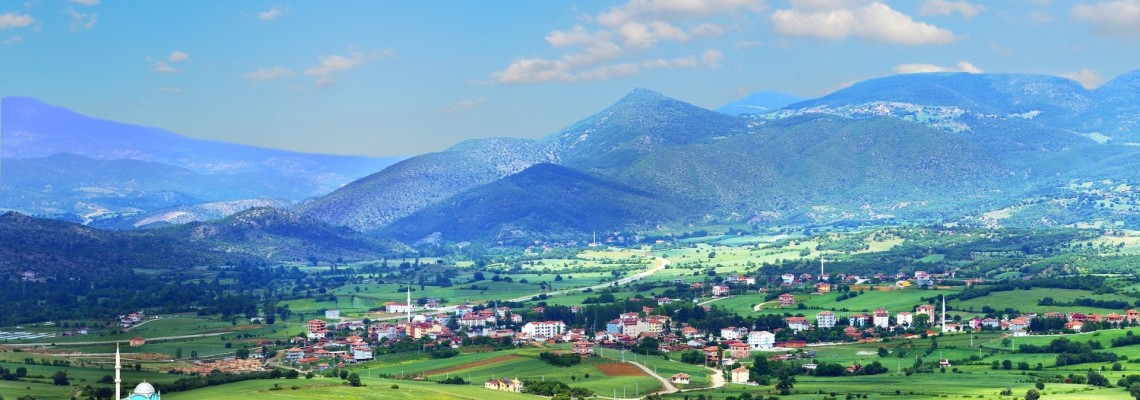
[[2, 0, 1140, 157]]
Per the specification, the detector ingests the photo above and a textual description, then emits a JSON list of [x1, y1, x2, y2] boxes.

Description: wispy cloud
[[446, 97, 488, 114], [771, 1, 957, 45], [0, 12, 35, 29], [1071, 1, 1140, 38], [305, 49, 394, 86], [258, 4, 286, 21], [491, 0, 760, 84], [245, 66, 296, 81], [67, 0, 100, 5], [68, 8, 98, 31], [149, 51, 191, 74], [918, 0, 985, 20], [2, 36, 22, 45], [1063, 68, 1105, 89], [892, 61, 982, 74]]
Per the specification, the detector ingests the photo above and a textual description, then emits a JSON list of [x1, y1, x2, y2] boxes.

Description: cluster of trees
[[521, 379, 592, 398], [811, 361, 888, 377], [1018, 337, 1119, 367], [539, 352, 582, 367]]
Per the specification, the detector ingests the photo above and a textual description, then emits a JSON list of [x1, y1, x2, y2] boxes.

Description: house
[[521, 321, 566, 338], [307, 319, 328, 339], [915, 304, 936, 319], [459, 314, 490, 328], [781, 274, 796, 284], [454, 305, 473, 317], [285, 347, 304, 363], [1128, 309, 1140, 323], [872, 308, 890, 329], [815, 283, 831, 294], [646, 316, 670, 334], [511, 314, 523, 324], [386, 302, 414, 314], [816, 311, 836, 329], [1066, 321, 1085, 332], [849, 313, 870, 327], [424, 300, 439, 310], [748, 330, 775, 350], [731, 366, 750, 384], [353, 345, 374, 361], [484, 378, 523, 392], [670, 373, 691, 385], [703, 346, 721, 363], [572, 341, 594, 357], [729, 342, 751, 359], [712, 285, 731, 297], [129, 337, 146, 347], [786, 317, 810, 332], [896, 312, 914, 327], [325, 309, 340, 319], [720, 327, 740, 340], [779, 293, 796, 307]]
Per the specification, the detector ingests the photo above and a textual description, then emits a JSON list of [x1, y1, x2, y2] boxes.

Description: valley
[[7, 225, 1140, 399]]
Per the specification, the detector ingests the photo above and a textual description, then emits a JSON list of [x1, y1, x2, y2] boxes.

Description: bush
[[539, 352, 582, 367]]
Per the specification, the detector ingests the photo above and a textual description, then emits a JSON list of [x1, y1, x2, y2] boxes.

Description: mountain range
[[1, 96, 403, 226], [6, 69, 1140, 245]]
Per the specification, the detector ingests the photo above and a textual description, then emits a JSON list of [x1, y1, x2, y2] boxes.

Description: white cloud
[[1071, 1, 1140, 37], [771, 1, 957, 45], [0, 12, 34, 29], [491, 0, 761, 84], [168, 51, 191, 63], [1028, 11, 1053, 23], [735, 40, 763, 48], [492, 58, 575, 84], [305, 49, 394, 86], [245, 66, 296, 81], [446, 97, 488, 113], [68, 9, 97, 31], [68, 0, 100, 5], [918, 0, 985, 20], [153, 62, 181, 74], [258, 4, 285, 21], [596, 0, 766, 27], [618, 20, 688, 48], [691, 23, 725, 37], [892, 61, 982, 74], [701, 49, 724, 68], [2, 36, 22, 45], [1063, 69, 1105, 89]]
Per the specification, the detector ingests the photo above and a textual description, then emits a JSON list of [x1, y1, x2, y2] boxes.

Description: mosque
[[115, 343, 160, 400]]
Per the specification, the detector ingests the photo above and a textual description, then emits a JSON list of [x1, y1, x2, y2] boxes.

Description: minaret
[[941, 294, 947, 330], [115, 343, 121, 400], [819, 258, 824, 278]]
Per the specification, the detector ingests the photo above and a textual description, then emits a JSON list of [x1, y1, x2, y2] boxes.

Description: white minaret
[[115, 343, 122, 400], [820, 258, 824, 278], [941, 294, 947, 330]]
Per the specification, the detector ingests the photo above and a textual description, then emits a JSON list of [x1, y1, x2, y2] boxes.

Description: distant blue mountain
[[1, 97, 404, 225], [716, 92, 804, 116]]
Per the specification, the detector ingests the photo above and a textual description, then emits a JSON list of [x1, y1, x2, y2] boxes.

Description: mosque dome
[[133, 381, 156, 395]]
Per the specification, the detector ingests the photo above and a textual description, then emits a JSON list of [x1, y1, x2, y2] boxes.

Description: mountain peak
[[612, 87, 672, 107]]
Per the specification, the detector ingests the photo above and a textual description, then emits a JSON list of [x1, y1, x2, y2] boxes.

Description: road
[[5, 331, 233, 347], [630, 360, 678, 395]]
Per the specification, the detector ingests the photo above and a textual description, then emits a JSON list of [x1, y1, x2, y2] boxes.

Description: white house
[[353, 345, 374, 361], [872, 308, 890, 329], [816, 311, 836, 329], [896, 312, 913, 327], [325, 309, 340, 319], [521, 321, 566, 338], [747, 330, 775, 350]]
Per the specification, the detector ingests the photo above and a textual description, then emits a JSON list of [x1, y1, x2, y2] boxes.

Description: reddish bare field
[[594, 363, 646, 376], [424, 355, 518, 375]]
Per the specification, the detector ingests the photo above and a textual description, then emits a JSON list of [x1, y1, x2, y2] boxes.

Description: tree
[[1130, 382, 1140, 399], [877, 346, 889, 357], [176, 347, 183, 359], [1088, 371, 1110, 387], [680, 350, 705, 364], [236, 348, 250, 359], [52, 370, 69, 386], [1025, 389, 1040, 400], [347, 372, 362, 387], [776, 372, 796, 395]]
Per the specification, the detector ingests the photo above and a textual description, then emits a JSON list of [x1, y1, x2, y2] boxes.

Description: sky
[[2, 0, 1140, 157]]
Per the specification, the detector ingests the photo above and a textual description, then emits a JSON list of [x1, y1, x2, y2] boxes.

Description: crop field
[[956, 288, 1136, 314]]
